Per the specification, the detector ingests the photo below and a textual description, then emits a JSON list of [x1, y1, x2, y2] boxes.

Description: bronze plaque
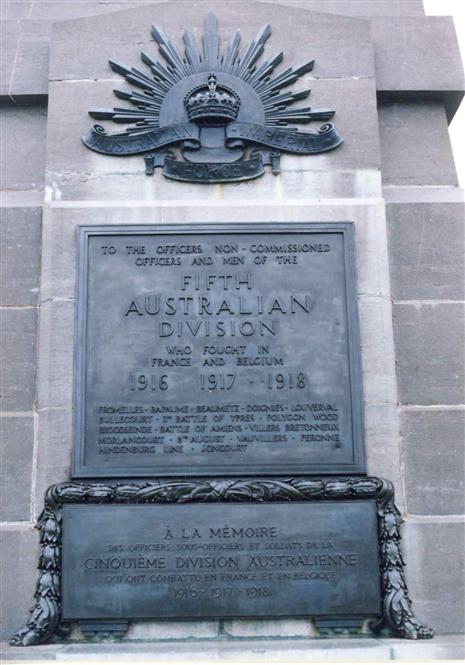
[[62, 502, 381, 620], [73, 224, 364, 477]]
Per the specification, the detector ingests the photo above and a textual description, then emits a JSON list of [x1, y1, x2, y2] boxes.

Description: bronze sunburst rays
[[88, 12, 333, 133]]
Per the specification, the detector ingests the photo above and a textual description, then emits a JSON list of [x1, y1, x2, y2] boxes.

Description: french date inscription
[[62, 502, 381, 620], [74, 224, 364, 476]]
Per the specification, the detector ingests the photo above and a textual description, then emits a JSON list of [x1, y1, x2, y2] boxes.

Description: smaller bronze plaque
[[62, 502, 381, 621]]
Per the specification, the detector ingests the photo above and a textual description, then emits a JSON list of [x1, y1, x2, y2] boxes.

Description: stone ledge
[[382, 185, 464, 204], [1, 635, 464, 661]]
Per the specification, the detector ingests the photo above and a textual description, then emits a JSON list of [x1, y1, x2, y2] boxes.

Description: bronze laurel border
[[10, 476, 433, 646]]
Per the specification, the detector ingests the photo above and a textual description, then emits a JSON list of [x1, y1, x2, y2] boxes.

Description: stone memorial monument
[[1, 1, 464, 660]]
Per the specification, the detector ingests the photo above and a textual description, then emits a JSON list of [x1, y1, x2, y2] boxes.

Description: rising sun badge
[[82, 13, 343, 183]]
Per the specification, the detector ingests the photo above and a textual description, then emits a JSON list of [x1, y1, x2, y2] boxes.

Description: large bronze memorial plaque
[[73, 224, 364, 477], [62, 501, 380, 621]]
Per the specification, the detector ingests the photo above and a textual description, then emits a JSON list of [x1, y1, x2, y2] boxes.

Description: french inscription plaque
[[74, 224, 364, 477], [62, 502, 381, 621]]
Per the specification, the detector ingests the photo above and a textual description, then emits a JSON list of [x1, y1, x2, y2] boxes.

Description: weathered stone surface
[[402, 409, 465, 516], [364, 403, 403, 509], [388, 635, 465, 661], [0, 207, 41, 306], [0, 416, 34, 522], [358, 296, 397, 405], [45, 168, 381, 204], [127, 620, 219, 640], [0, 19, 20, 96], [0, 104, 47, 190], [223, 619, 315, 638], [34, 408, 72, 518], [0, 638, 394, 661], [1, 0, 425, 21], [37, 300, 74, 409], [383, 185, 465, 204], [49, 3, 374, 83], [372, 16, 465, 96], [0, 529, 40, 641], [262, 0, 425, 16], [379, 101, 458, 186], [386, 202, 465, 301], [403, 520, 465, 634], [1, 1, 34, 19], [0, 0, 158, 20], [1, 20, 50, 98], [0, 1, 426, 98], [0, 19, 49, 97], [10, 1, 461, 114], [393, 303, 465, 406], [3, 636, 465, 662], [0, 308, 37, 411]]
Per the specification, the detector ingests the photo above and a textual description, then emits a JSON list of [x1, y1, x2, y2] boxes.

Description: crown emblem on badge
[[185, 74, 241, 125], [82, 13, 343, 183]]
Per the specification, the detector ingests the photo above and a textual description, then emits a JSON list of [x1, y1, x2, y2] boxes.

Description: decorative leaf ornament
[[10, 477, 433, 645]]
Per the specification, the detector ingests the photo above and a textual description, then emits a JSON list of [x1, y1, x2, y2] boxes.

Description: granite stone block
[[0, 207, 42, 306], [0, 104, 47, 190], [37, 300, 75, 410], [402, 409, 465, 516], [261, 1, 425, 16], [393, 303, 465, 406], [0, 19, 20, 96], [358, 296, 397, 406], [8, 20, 51, 98], [364, 403, 403, 508], [34, 408, 72, 516], [2, 637, 465, 662], [388, 636, 465, 661], [223, 618, 315, 638], [0, 308, 37, 411], [0, 528, 40, 641], [0, 1, 424, 98], [33, 638, 394, 661], [0, 640, 391, 661], [372, 16, 465, 97], [383, 186, 465, 205], [379, 101, 457, 187], [1, 5, 161, 97], [7, 4, 460, 112], [0, 416, 34, 522], [44, 167, 382, 204], [403, 520, 465, 634], [3, 0, 424, 21], [127, 620, 219, 640], [0, 1, 152, 21], [0, 19, 50, 97], [1, 1, 35, 20], [386, 202, 465, 301], [49, 2, 374, 83]]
